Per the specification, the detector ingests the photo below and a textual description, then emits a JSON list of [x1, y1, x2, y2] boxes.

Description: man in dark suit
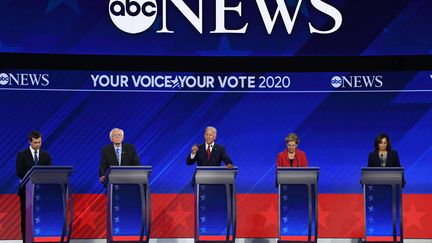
[[99, 128, 141, 183], [16, 130, 52, 243], [186, 126, 233, 168]]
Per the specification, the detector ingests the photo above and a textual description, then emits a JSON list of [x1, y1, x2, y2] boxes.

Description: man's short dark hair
[[28, 130, 42, 142]]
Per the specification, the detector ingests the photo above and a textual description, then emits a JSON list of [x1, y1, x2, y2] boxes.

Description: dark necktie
[[206, 145, 211, 161], [34, 150, 39, 165]]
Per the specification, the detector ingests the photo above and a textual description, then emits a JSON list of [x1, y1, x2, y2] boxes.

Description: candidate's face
[[204, 129, 216, 144], [111, 130, 124, 145], [29, 137, 42, 151], [286, 140, 297, 153], [378, 137, 388, 151]]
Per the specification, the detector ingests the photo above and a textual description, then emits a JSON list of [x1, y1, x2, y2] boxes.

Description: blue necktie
[[116, 149, 120, 165], [34, 150, 39, 165]]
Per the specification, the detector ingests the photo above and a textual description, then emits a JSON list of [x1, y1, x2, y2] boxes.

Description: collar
[[29, 146, 38, 154], [206, 142, 215, 150]]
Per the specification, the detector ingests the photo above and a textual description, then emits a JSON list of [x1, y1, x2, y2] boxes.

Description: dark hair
[[28, 130, 42, 142], [374, 133, 391, 152]]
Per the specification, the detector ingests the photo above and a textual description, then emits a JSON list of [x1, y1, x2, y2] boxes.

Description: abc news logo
[[109, 0, 157, 34], [0, 73, 50, 87], [331, 75, 383, 89], [109, 0, 343, 34]]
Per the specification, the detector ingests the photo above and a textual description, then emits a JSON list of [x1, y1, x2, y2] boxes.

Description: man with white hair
[[187, 126, 233, 168], [99, 128, 141, 183]]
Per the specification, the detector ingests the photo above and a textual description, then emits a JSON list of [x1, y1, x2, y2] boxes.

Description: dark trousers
[[19, 188, 26, 243]]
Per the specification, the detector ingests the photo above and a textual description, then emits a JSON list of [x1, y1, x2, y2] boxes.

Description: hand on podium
[[99, 176, 105, 184], [227, 163, 233, 169]]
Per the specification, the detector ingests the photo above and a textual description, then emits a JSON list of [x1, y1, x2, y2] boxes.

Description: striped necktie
[[116, 148, 120, 165]]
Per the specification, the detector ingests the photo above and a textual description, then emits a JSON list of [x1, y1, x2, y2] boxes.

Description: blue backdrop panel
[[1, 70, 432, 195]]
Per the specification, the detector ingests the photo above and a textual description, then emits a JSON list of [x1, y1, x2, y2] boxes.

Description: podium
[[19, 166, 74, 243], [193, 166, 238, 243], [104, 166, 152, 243], [276, 167, 319, 243], [360, 168, 405, 243]]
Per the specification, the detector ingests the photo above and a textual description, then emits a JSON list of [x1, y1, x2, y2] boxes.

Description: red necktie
[[207, 145, 211, 160]]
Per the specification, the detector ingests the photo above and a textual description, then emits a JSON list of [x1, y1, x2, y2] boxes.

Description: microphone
[[380, 153, 384, 167]]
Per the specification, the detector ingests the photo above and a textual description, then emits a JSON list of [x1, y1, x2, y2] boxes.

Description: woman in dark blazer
[[368, 133, 401, 167]]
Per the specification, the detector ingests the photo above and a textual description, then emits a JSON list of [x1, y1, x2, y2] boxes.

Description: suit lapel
[[210, 144, 217, 162], [111, 145, 119, 165], [121, 144, 126, 165], [201, 144, 209, 164], [387, 151, 392, 166], [375, 152, 381, 166], [26, 149, 35, 165]]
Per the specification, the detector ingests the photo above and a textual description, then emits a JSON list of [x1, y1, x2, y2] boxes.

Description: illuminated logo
[[331, 75, 383, 89], [0, 73, 9, 85], [330, 76, 342, 88], [0, 73, 50, 87], [109, 0, 343, 35], [109, 0, 157, 34]]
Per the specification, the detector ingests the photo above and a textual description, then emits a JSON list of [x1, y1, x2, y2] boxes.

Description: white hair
[[109, 128, 124, 139], [205, 126, 217, 135]]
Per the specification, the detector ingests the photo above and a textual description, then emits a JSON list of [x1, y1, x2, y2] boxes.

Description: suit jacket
[[368, 150, 401, 167], [276, 148, 308, 167], [16, 148, 52, 192], [186, 144, 233, 166], [99, 143, 141, 176]]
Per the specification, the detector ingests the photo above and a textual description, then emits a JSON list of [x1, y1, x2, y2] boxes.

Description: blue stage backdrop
[[0, 69, 431, 195], [0, 0, 431, 56]]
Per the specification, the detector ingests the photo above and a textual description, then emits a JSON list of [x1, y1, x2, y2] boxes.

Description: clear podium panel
[[105, 166, 152, 243], [276, 167, 319, 243], [20, 166, 74, 243], [361, 167, 404, 243], [194, 166, 238, 243]]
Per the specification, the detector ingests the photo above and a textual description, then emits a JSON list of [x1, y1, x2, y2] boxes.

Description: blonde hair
[[285, 133, 299, 145]]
